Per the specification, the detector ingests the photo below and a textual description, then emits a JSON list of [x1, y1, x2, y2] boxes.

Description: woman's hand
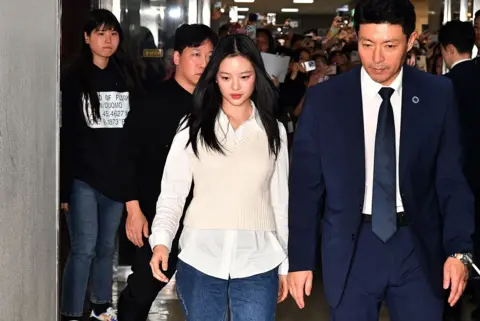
[[406, 54, 416, 67], [278, 275, 289, 303], [150, 245, 170, 283], [308, 72, 322, 87], [272, 76, 280, 87], [331, 16, 342, 30], [291, 62, 299, 74]]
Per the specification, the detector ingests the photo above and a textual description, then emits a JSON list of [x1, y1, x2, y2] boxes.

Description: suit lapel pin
[[412, 96, 420, 104]]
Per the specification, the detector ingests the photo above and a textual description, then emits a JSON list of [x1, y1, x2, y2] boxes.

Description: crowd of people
[[59, 0, 480, 320]]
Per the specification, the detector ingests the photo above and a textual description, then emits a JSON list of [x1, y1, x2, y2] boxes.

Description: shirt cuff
[[149, 231, 174, 253], [278, 258, 289, 275]]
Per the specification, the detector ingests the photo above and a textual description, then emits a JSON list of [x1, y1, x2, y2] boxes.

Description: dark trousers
[[443, 295, 462, 321], [330, 223, 443, 321], [117, 220, 181, 321], [472, 187, 480, 318]]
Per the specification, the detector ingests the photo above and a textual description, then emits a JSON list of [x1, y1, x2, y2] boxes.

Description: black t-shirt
[[60, 61, 131, 202]]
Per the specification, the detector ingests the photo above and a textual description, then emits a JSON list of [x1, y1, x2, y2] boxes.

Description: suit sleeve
[[288, 88, 325, 272], [436, 82, 474, 255]]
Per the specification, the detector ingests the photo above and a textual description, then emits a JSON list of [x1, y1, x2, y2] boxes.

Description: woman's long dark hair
[[186, 34, 280, 158], [73, 9, 137, 124]]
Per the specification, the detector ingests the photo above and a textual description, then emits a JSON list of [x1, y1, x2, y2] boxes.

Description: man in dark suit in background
[[117, 24, 217, 321], [287, 0, 474, 320], [440, 20, 480, 321]]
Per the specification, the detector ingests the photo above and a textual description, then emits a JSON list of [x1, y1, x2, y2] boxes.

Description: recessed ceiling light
[[293, 0, 313, 3], [237, 7, 249, 11], [234, 0, 254, 3], [281, 8, 299, 12]]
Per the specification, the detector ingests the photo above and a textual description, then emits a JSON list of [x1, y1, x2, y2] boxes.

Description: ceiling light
[[281, 8, 299, 12], [234, 0, 254, 3], [293, 0, 313, 3], [237, 14, 246, 19], [168, 7, 182, 18], [237, 7, 249, 11]]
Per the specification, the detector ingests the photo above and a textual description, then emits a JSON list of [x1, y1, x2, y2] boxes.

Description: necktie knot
[[379, 87, 395, 101]]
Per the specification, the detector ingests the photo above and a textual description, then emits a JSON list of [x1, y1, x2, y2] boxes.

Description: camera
[[302, 60, 316, 72]]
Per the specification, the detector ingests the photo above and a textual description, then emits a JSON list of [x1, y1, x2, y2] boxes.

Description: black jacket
[[120, 78, 193, 218], [445, 59, 480, 192]]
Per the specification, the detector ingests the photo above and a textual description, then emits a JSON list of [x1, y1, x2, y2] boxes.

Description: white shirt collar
[[361, 66, 403, 100], [217, 100, 263, 132], [451, 58, 471, 70]]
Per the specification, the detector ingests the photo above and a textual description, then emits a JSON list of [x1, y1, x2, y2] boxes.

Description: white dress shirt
[[361, 67, 404, 214], [450, 58, 471, 70], [149, 104, 289, 279]]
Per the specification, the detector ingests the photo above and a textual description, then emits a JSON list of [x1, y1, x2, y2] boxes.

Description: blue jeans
[[175, 260, 279, 321], [61, 179, 124, 317]]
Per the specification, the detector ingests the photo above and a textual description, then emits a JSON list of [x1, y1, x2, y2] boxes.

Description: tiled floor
[[111, 267, 474, 321]]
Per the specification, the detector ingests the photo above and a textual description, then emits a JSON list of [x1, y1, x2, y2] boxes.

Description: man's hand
[[444, 256, 468, 306], [287, 271, 313, 309], [126, 201, 149, 247], [150, 245, 170, 282], [278, 275, 289, 303]]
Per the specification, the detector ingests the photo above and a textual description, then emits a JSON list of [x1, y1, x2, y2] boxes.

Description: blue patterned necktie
[[372, 87, 397, 242]]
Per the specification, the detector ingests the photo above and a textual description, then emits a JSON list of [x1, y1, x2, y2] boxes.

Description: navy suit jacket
[[288, 65, 474, 308]]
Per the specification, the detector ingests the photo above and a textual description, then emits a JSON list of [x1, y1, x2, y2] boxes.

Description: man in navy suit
[[439, 20, 480, 320], [287, 0, 474, 320]]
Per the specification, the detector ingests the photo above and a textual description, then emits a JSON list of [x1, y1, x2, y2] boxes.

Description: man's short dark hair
[[354, 0, 416, 37], [174, 24, 218, 53], [438, 20, 475, 54], [475, 10, 480, 21]]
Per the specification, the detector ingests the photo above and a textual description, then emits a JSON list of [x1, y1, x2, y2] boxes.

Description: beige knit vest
[[183, 121, 276, 231]]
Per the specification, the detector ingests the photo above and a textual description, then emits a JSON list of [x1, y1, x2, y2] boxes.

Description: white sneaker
[[90, 307, 118, 321]]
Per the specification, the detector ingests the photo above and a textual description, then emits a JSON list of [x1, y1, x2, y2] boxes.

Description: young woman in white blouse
[[149, 34, 289, 320]]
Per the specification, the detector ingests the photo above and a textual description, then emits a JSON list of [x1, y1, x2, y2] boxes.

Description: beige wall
[[412, 0, 429, 32], [349, 0, 440, 33]]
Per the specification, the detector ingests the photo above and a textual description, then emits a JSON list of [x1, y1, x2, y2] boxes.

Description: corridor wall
[[0, 0, 59, 319]]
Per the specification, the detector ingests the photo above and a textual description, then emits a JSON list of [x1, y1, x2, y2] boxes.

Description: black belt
[[362, 212, 409, 226]]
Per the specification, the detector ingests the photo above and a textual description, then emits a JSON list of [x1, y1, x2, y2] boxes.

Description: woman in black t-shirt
[[60, 9, 137, 321]]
